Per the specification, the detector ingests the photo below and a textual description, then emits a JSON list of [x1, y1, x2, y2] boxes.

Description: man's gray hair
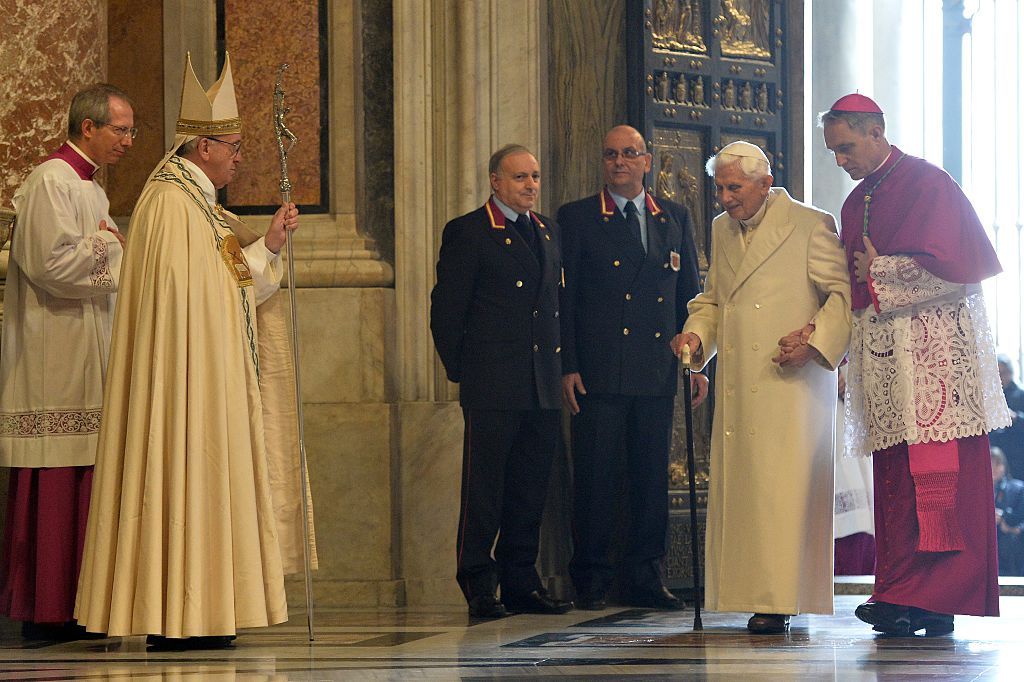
[[705, 152, 770, 179], [176, 137, 202, 157], [67, 83, 133, 139], [489, 144, 533, 175], [817, 109, 885, 133]]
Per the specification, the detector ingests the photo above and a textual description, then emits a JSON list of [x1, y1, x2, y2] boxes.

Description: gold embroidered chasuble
[[75, 156, 313, 637]]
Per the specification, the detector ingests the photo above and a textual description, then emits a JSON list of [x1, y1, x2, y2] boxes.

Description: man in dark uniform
[[559, 125, 706, 610], [430, 144, 571, 618]]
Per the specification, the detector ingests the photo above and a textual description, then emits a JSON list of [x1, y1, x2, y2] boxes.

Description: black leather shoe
[[855, 600, 914, 636], [146, 634, 236, 650], [576, 594, 607, 611], [747, 613, 791, 634], [626, 584, 682, 610], [504, 590, 573, 615], [910, 607, 954, 636], [467, 595, 508, 619]]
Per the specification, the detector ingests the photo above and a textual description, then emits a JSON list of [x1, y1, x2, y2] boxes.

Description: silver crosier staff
[[273, 62, 316, 641]]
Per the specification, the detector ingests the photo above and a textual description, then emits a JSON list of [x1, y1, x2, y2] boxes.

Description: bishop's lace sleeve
[[868, 255, 961, 314]]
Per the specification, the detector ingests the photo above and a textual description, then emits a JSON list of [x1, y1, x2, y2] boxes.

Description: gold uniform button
[[544, 234, 551, 240], [657, 296, 664, 303], [663, 263, 669, 269], [613, 260, 621, 267], [505, 238, 512, 245], [516, 280, 523, 288], [555, 346, 561, 353], [623, 328, 630, 335], [625, 293, 632, 301], [752, 343, 760, 351], [754, 303, 762, 309], [655, 332, 662, 339]]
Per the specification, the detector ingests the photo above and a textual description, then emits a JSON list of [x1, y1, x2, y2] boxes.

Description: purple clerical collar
[[46, 142, 99, 180]]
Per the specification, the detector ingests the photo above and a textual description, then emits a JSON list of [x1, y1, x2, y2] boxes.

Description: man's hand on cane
[[673, 331, 709, 408]]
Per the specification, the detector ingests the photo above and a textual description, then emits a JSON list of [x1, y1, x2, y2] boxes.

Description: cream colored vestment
[[684, 188, 852, 615]]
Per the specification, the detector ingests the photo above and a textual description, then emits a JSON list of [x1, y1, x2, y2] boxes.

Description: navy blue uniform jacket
[[430, 199, 562, 410], [557, 190, 700, 397]]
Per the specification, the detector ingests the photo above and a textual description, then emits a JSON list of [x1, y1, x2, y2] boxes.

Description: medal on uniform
[[669, 250, 681, 272]]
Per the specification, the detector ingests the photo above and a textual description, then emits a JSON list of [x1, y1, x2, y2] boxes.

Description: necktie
[[515, 213, 540, 260], [624, 201, 644, 252]]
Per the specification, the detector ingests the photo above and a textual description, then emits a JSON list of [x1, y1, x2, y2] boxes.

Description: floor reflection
[[1, 595, 1022, 679]]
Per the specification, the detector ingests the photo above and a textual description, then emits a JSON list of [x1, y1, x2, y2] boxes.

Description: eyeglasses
[[98, 123, 138, 139], [205, 137, 243, 156], [602, 148, 648, 161]]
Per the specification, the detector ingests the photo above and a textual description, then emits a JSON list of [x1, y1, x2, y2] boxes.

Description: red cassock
[[842, 146, 1002, 616], [0, 467, 93, 623]]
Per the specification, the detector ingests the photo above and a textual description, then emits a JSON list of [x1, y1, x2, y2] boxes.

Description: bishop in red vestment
[[821, 93, 1011, 636]]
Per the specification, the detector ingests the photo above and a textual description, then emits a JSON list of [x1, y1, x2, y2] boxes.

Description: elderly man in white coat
[[673, 141, 852, 634]]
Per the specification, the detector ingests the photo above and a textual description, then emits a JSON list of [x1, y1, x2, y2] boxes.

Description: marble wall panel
[[295, 288, 393, 404], [222, 0, 323, 209], [106, 0, 164, 217], [398, 401, 465, 605], [0, 0, 106, 207], [358, 0, 395, 263], [304, 401, 393, 581], [545, 0, 628, 213]]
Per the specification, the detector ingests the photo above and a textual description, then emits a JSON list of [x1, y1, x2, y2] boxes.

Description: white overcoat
[[683, 188, 851, 615]]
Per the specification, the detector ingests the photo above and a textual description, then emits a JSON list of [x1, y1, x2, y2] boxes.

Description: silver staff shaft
[[274, 62, 315, 642]]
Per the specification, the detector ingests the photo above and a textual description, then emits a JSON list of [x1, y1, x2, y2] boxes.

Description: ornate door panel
[[626, 0, 795, 588]]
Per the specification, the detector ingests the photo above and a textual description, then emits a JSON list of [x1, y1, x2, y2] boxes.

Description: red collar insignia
[[602, 188, 660, 217], [486, 196, 545, 230]]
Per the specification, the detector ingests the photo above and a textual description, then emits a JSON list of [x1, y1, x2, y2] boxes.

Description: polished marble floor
[[2, 595, 1022, 679]]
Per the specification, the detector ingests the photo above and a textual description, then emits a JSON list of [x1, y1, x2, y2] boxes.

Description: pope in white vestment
[[677, 142, 851, 629]]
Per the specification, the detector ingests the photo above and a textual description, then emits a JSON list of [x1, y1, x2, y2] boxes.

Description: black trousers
[[455, 407, 560, 603], [568, 393, 674, 598]]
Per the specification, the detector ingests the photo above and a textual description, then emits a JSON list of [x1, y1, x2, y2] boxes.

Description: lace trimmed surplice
[[844, 255, 1011, 457]]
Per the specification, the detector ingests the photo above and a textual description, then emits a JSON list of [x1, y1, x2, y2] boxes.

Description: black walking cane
[[680, 344, 703, 630]]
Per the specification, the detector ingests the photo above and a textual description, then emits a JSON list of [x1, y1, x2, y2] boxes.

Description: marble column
[[809, 0, 864, 219], [393, 0, 546, 605]]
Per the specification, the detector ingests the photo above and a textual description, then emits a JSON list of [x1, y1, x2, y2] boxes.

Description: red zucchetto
[[829, 93, 884, 114]]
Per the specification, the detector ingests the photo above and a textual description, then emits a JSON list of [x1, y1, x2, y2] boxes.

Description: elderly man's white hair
[[705, 140, 772, 179]]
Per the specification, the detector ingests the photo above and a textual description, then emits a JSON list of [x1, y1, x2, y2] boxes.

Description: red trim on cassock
[[45, 143, 98, 180]]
